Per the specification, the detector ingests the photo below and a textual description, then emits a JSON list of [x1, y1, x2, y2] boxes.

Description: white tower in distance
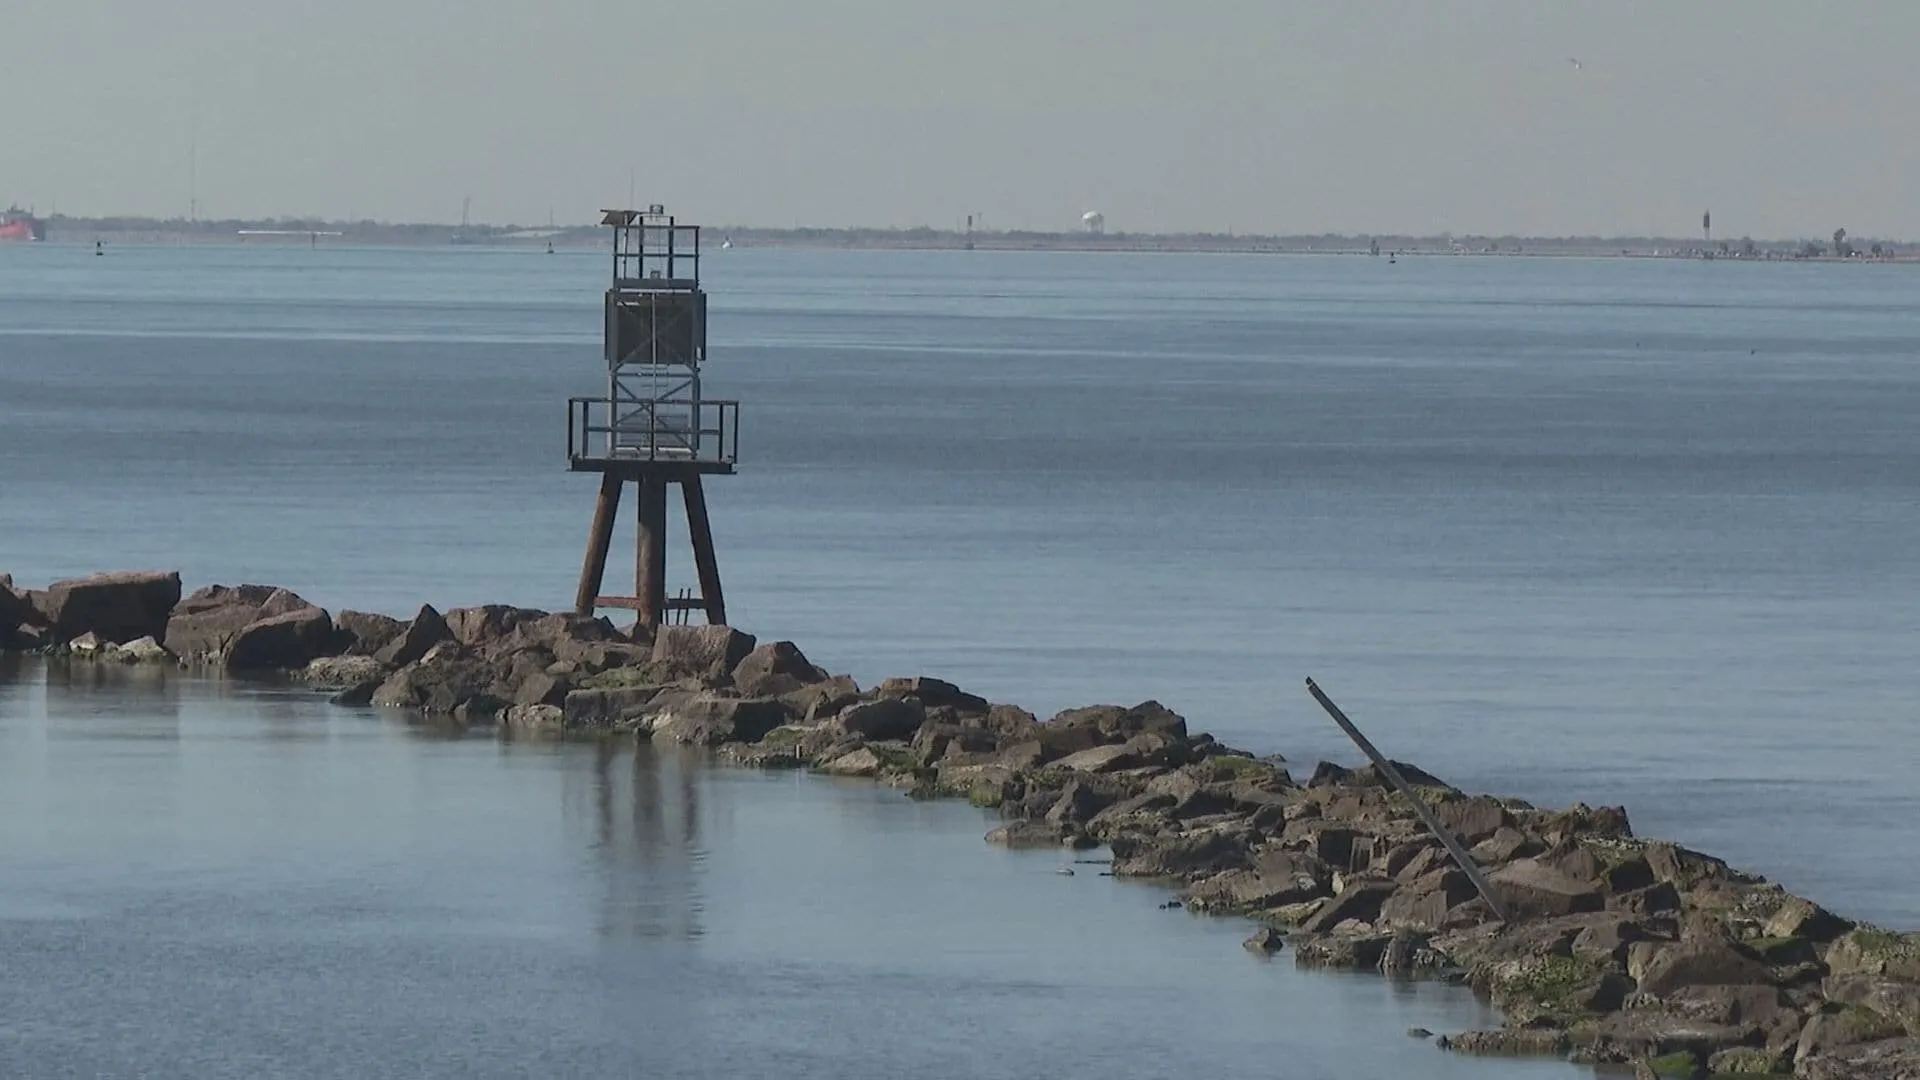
[[1081, 210, 1105, 235]]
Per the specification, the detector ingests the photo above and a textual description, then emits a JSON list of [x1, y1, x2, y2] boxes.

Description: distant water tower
[[1082, 210, 1105, 235], [567, 206, 739, 634]]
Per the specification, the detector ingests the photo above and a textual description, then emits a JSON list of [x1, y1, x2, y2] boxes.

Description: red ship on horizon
[[1, 206, 46, 242]]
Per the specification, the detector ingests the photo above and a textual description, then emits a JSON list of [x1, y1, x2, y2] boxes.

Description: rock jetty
[[7, 570, 1920, 1080]]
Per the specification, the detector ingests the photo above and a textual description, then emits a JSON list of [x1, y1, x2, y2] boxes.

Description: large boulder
[[1489, 857, 1605, 918], [875, 676, 989, 714], [30, 570, 181, 644], [1826, 929, 1920, 982], [1434, 796, 1514, 846], [1762, 896, 1853, 943], [649, 695, 789, 746], [1183, 852, 1331, 914], [648, 624, 756, 681], [1049, 701, 1188, 742], [731, 641, 828, 694], [1300, 877, 1398, 933], [1109, 827, 1253, 880], [1796, 1008, 1909, 1071], [334, 610, 405, 656], [374, 605, 453, 667], [225, 606, 335, 670], [1, 577, 45, 648], [444, 605, 548, 650], [163, 584, 327, 668], [1571, 1008, 1755, 1066], [1824, 975, 1920, 1037], [832, 697, 926, 741], [1052, 744, 1141, 773], [163, 584, 281, 659], [1634, 935, 1777, 998], [370, 649, 498, 715], [562, 685, 670, 730], [1798, 1038, 1920, 1080], [1378, 868, 1481, 931]]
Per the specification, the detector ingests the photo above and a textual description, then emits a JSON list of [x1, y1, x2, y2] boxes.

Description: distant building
[[1081, 211, 1105, 235]]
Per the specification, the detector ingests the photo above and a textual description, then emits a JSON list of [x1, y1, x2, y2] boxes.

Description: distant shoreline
[[10, 218, 1915, 263]]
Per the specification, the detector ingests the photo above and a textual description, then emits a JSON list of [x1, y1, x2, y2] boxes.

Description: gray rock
[[107, 635, 172, 664], [1053, 744, 1141, 773], [1763, 896, 1854, 943], [1433, 795, 1514, 846], [1109, 828, 1252, 880], [874, 676, 989, 714], [163, 584, 281, 659], [334, 610, 404, 656], [300, 655, 388, 687], [1378, 868, 1479, 931], [1489, 857, 1605, 918], [510, 671, 573, 707], [374, 605, 453, 667], [1293, 932, 1394, 969], [1472, 826, 1545, 865], [984, 821, 1088, 849], [445, 605, 544, 649], [226, 606, 335, 670], [781, 674, 863, 723], [1301, 877, 1396, 934], [1442, 1029, 1571, 1056], [501, 704, 564, 732], [731, 641, 827, 693], [562, 685, 667, 729], [650, 625, 756, 681], [1797, 1036, 1920, 1080], [328, 679, 380, 707], [1824, 975, 1920, 1037], [28, 570, 181, 644], [832, 697, 925, 741], [1634, 935, 1776, 998], [1048, 700, 1188, 741], [820, 747, 884, 777], [1044, 780, 1118, 826], [1243, 927, 1286, 954], [649, 695, 788, 746], [66, 632, 108, 655]]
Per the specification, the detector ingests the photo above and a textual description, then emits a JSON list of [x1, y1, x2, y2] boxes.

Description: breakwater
[[6, 570, 1918, 1080]]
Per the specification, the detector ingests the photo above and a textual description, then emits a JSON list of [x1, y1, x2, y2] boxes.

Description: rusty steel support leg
[[635, 473, 668, 636], [682, 475, 727, 626], [574, 472, 624, 617]]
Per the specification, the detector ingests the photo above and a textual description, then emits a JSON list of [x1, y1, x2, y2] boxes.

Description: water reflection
[[38, 655, 184, 744], [565, 738, 705, 943]]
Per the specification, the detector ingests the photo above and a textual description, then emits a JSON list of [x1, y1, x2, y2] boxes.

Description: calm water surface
[[0, 656, 1551, 1080], [2, 242, 1918, 1075]]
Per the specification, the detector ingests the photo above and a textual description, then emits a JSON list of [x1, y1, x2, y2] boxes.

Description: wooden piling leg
[[635, 474, 668, 635], [574, 472, 624, 616], [682, 475, 727, 626]]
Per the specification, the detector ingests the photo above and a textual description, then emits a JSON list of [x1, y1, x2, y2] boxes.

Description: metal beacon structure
[[567, 206, 739, 634]]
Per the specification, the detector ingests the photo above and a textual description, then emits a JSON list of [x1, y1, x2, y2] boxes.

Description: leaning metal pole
[[1303, 677, 1509, 924]]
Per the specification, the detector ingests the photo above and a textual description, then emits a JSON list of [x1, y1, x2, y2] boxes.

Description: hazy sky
[[7, 1, 1918, 236]]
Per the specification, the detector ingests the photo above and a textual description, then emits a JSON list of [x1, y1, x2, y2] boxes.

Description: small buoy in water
[[1055, 866, 1075, 876], [95, 241, 104, 256]]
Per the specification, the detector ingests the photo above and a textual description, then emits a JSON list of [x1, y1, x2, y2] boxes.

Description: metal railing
[[568, 396, 739, 467]]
